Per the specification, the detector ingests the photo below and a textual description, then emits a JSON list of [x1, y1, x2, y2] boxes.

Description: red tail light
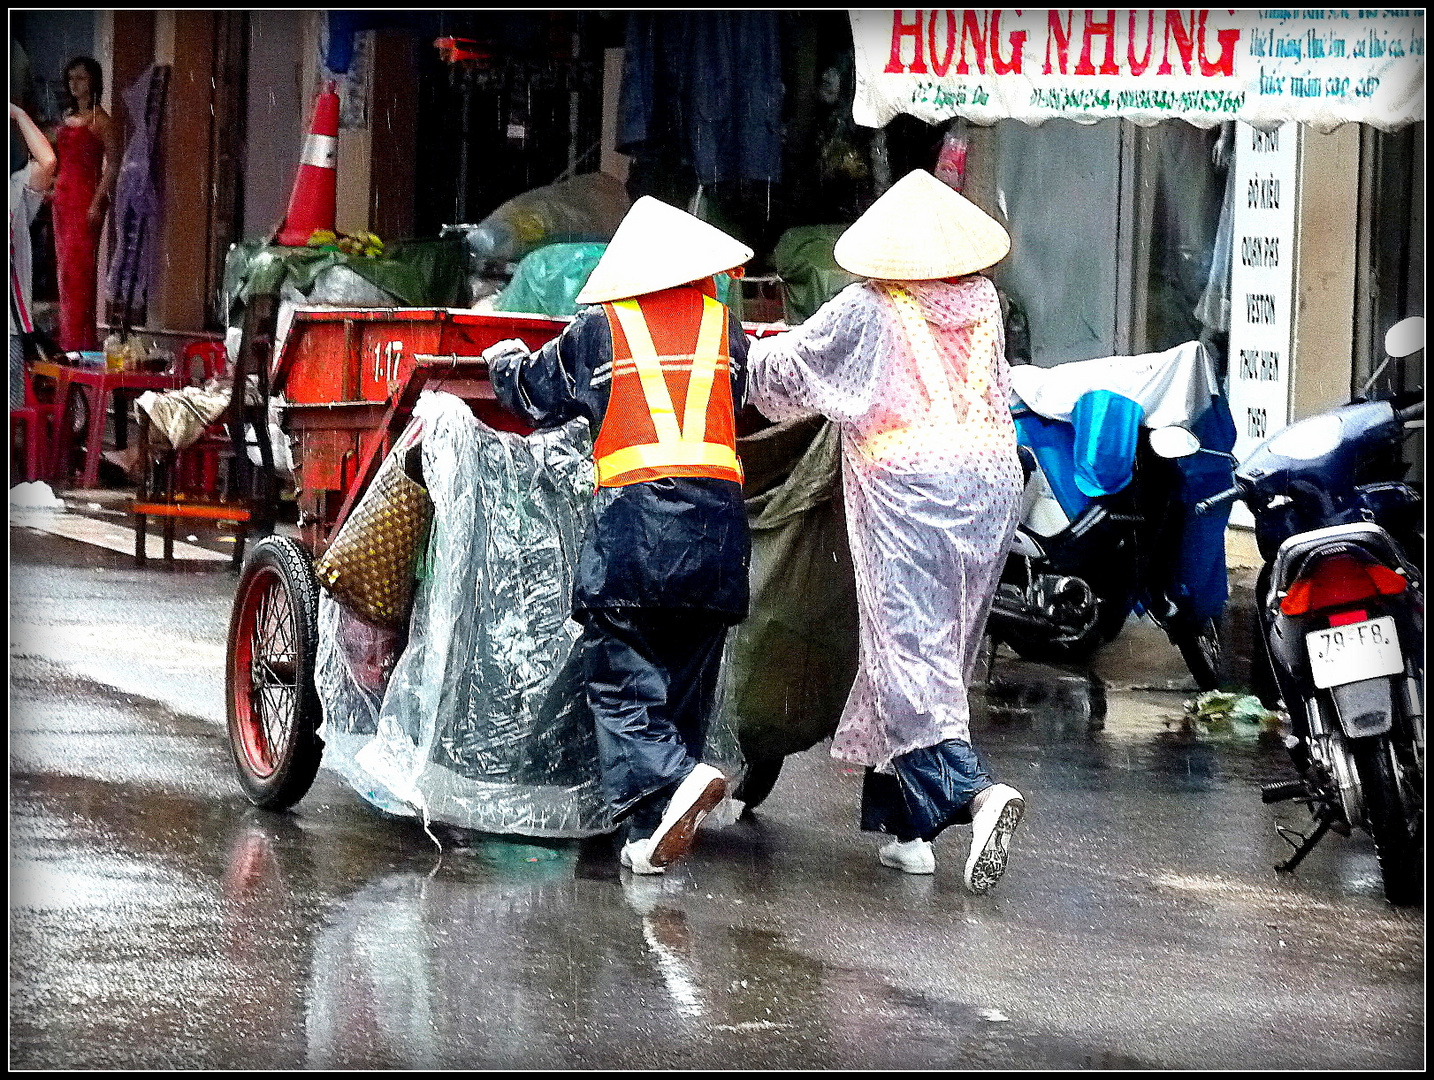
[[1280, 554, 1407, 615]]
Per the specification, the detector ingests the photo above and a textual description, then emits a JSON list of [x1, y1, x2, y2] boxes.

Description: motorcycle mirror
[[1149, 426, 1201, 459], [1384, 316, 1424, 359]]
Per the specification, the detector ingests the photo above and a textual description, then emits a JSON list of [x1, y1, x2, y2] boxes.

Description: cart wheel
[[226, 535, 324, 809], [735, 757, 785, 814]]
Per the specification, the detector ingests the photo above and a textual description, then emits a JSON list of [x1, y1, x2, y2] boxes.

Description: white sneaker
[[879, 837, 936, 874], [964, 784, 1025, 894], [649, 763, 728, 869], [620, 837, 665, 875]]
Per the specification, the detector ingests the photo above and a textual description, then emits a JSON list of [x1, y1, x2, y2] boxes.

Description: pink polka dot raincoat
[[747, 275, 1022, 770]]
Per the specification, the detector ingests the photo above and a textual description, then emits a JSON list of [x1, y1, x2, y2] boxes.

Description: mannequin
[[50, 57, 117, 351]]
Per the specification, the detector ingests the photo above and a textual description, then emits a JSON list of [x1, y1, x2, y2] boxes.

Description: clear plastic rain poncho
[[746, 277, 1023, 770], [315, 390, 743, 838]]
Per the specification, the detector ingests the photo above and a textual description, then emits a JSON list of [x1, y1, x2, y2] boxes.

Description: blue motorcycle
[[991, 341, 1237, 690]]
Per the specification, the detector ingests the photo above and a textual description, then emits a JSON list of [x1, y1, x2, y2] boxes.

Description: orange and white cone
[[275, 83, 340, 246]]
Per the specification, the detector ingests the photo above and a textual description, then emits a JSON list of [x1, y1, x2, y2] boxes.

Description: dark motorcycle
[[991, 342, 1237, 690], [1190, 317, 1424, 904]]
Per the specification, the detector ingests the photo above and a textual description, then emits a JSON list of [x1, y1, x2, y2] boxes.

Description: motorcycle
[[1186, 316, 1424, 905], [990, 341, 1237, 690]]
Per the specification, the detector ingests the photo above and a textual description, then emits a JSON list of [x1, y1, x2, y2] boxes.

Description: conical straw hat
[[834, 169, 1010, 280], [576, 196, 754, 304]]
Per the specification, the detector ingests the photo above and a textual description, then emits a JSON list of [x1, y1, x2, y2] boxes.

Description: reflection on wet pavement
[[7, 537, 1423, 1069]]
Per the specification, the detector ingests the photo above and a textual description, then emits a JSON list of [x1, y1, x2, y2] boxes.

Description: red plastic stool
[[10, 367, 59, 483]]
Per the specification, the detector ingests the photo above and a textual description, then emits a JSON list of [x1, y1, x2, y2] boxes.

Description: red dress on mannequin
[[52, 121, 105, 352]]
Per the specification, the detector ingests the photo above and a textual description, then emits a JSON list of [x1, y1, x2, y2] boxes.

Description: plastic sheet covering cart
[[225, 306, 568, 816], [223, 305, 758, 835], [316, 395, 609, 835]]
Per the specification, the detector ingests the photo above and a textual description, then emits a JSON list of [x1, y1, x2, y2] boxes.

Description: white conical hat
[[834, 169, 1010, 280], [575, 196, 754, 304]]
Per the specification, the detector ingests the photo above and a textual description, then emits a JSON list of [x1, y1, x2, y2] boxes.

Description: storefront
[[12, 9, 1423, 466], [848, 9, 1424, 479]]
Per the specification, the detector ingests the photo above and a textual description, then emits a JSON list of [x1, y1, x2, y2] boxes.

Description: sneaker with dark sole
[[649, 763, 728, 868], [963, 784, 1025, 894]]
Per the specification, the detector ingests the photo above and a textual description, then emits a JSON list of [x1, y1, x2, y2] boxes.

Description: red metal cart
[[225, 306, 566, 808], [224, 304, 789, 809]]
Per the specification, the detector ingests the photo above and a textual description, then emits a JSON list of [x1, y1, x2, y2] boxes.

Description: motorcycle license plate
[[1305, 616, 1403, 689]]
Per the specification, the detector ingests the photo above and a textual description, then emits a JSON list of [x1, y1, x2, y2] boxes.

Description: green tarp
[[223, 237, 468, 318], [493, 241, 740, 319], [726, 416, 859, 763], [770, 224, 860, 325]]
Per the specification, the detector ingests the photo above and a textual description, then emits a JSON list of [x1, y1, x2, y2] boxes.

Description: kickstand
[[1274, 814, 1334, 874]]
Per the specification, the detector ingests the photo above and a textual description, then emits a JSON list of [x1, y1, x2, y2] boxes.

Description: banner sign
[[850, 9, 1424, 130], [1226, 121, 1298, 474]]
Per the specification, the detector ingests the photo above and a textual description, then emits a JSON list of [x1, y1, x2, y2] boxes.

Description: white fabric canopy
[[1009, 340, 1220, 430]]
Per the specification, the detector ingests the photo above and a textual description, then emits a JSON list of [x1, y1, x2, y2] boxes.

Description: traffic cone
[[275, 83, 340, 246]]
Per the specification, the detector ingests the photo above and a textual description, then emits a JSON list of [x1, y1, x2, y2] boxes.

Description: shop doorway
[[412, 12, 605, 236]]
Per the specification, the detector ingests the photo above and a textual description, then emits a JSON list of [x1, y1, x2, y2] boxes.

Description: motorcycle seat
[[1271, 520, 1416, 590]]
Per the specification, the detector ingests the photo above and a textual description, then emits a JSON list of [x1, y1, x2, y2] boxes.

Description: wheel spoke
[[237, 571, 303, 774], [259, 683, 294, 756]]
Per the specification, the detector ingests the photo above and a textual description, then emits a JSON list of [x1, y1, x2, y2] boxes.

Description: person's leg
[[872, 740, 1024, 889], [640, 612, 730, 867], [860, 767, 919, 842], [890, 739, 995, 842], [624, 782, 677, 842], [582, 608, 693, 826], [583, 609, 728, 873], [656, 611, 728, 760], [862, 766, 936, 874]]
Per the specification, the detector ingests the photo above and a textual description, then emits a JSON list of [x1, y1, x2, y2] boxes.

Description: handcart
[[225, 306, 566, 808]]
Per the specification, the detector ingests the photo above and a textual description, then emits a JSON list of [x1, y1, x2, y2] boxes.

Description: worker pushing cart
[[483, 196, 754, 875]]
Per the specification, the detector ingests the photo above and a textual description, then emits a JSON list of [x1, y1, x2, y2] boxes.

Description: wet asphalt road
[[8, 525, 1425, 1070]]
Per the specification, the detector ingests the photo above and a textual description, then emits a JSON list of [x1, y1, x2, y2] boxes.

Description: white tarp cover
[[1009, 340, 1219, 429], [851, 9, 1424, 131]]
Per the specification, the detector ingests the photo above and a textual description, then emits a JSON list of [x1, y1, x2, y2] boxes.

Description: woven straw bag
[[314, 446, 433, 631]]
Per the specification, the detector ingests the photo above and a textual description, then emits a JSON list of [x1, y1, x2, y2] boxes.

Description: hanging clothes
[[746, 276, 1022, 770], [105, 65, 169, 328], [618, 12, 785, 186]]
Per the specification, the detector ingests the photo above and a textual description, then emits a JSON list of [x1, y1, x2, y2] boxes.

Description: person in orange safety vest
[[484, 196, 753, 876]]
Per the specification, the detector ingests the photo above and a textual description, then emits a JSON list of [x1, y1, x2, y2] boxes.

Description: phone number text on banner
[[850, 9, 1424, 130]]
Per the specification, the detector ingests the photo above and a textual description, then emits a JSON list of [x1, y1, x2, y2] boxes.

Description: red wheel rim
[[231, 565, 300, 779]]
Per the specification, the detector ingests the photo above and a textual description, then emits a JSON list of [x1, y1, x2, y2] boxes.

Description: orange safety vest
[[593, 287, 744, 488]]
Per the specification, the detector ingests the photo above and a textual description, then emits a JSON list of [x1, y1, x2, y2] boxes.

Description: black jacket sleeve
[[491, 311, 609, 430]]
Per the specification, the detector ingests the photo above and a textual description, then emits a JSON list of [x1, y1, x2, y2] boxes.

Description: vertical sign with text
[[1227, 120, 1298, 526]]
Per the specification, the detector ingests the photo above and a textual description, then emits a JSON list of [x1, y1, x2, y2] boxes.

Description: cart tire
[[226, 535, 324, 809], [734, 757, 785, 813]]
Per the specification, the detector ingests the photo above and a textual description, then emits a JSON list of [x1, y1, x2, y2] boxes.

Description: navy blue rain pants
[[580, 608, 729, 838], [860, 739, 994, 842]]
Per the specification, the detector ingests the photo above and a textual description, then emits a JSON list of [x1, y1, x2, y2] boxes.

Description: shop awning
[[850, 10, 1424, 131]]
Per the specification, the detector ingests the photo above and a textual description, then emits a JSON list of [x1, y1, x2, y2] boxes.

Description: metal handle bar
[[1194, 487, 1241, 515]]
